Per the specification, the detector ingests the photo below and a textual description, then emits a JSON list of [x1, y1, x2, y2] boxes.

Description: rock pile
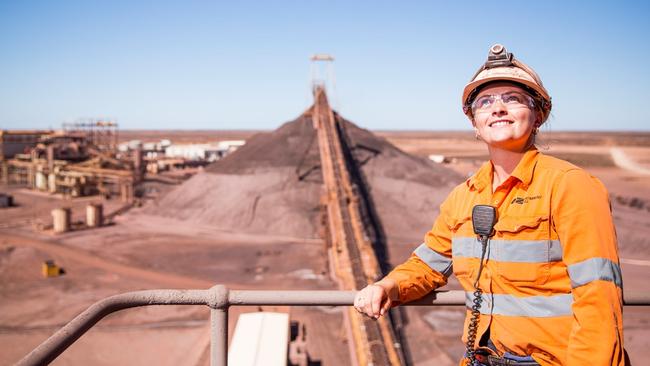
[[147, 107, 463, 263]]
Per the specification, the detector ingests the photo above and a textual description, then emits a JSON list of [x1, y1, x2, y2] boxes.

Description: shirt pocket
[[493, 215, 552, 285], [445, 214, 471, 232], [447, 215, 475, 280]]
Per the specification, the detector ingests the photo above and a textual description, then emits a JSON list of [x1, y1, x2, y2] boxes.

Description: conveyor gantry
[[311, 86, 405, 365]]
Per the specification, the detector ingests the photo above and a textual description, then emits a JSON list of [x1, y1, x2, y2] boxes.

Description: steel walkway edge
[[16, 286, 649, 366]]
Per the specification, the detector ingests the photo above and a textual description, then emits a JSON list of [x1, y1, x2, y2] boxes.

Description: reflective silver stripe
[[452, 237, 480, 258], [414, 243, 453, 277], [452, 237, 562, 263], [567, 257, 623, 289], [465, 292, 573, 318]]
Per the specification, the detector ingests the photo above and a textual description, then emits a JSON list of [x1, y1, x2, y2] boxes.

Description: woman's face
[[472, 82, 538, 152]]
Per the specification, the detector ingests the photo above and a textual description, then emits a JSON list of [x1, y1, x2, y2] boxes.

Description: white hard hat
[[462, 44, 552, 122]]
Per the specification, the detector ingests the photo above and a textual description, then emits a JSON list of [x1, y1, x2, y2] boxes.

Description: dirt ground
[[1, 130, 649, 366]]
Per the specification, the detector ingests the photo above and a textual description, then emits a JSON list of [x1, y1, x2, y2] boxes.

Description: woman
[[354, 44, 626, 366]]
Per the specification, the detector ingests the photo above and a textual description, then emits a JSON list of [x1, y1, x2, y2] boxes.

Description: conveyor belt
[[312, 86, 404, 365]]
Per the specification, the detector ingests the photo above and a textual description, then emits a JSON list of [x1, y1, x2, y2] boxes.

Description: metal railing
[[17, 286, 650, 366]]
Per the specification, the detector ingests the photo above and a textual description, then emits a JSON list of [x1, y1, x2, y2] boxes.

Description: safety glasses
[[471, 91, 535, 113]]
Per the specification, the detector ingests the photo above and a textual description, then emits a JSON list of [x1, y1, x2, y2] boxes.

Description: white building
[[165, 140, 246, 162], [228, 312, 289, 366]]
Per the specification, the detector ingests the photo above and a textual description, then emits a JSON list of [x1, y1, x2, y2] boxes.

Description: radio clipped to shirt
[[465, 205, 498, 366]]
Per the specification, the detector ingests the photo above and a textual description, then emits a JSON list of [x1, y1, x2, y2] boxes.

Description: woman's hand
[[353, 278, 398, 319]]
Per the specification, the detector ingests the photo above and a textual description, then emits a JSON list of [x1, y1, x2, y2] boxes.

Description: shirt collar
[[467, 160, 492, 192], [510, 148, 539, 188], [467, 148, 539, 192]]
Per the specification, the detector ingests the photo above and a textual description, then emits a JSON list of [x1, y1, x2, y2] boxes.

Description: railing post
[[211, 308, 228, 366], [208, 285, 230, 366]]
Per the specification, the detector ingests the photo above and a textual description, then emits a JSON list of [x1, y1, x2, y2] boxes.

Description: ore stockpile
[[147, 88, 462, 365], [150, 98, 460, 245]]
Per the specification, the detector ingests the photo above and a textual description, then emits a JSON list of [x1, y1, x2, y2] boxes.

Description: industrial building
[[1, 120, 140, 203]]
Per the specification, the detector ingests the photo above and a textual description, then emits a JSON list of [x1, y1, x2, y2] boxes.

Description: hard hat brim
[[462, 70, 550, 109]]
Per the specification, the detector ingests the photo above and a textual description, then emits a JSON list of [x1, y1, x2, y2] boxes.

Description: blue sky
[[1, 1, 649, 131]]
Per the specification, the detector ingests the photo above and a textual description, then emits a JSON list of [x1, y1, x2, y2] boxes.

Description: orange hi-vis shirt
[[386, 149, 625, 366]]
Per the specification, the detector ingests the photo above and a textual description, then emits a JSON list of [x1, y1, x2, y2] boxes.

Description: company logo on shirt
[[511, 195, 542, 205]]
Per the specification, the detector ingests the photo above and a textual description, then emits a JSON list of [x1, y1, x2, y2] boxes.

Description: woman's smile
[[488, 119, 514, 127]]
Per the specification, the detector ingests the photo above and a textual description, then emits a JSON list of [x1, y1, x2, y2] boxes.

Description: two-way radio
[[465, 205, 498, 366]]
